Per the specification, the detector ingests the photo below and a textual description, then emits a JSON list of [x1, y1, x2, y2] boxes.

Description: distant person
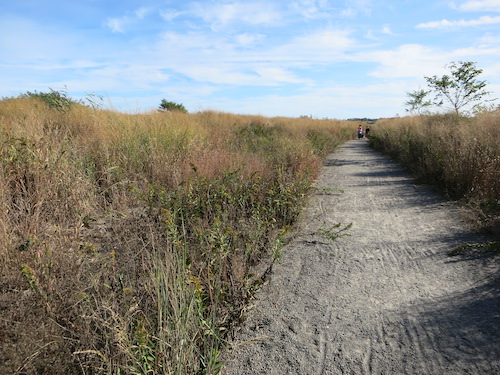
[[357, 125, 364, 139], [365, 125, 370, 138]]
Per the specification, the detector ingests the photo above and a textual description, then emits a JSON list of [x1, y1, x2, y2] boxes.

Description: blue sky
[[1, 0, 499, 118]]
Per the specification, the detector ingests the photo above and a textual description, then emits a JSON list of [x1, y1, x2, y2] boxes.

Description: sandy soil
[[221, 140, 500, 374]]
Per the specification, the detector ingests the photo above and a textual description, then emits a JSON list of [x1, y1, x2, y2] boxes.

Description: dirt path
[[221, 140, 500, 375]]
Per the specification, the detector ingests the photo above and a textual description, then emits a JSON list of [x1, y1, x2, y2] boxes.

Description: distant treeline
[[347, 117, 379, 124]]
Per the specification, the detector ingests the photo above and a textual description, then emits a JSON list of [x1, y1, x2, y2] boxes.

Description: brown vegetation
[[0, 96, 353, 374]]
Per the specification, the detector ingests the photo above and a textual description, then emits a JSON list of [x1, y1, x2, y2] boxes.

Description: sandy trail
[[221, 140, 500, 375]]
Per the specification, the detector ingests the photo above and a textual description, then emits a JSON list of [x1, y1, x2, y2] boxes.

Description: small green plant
[[20, 264, 41, 292], [79, 242, 97, 255], [319, 222, 353, 241], [82, 215, 96, 228], [318, 187, 345, 195], [448, 241, 500, 256], [271, 228, 290, 260]]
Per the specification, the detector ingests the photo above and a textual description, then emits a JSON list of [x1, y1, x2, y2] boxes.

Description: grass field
[[0, 95, 354, 374]]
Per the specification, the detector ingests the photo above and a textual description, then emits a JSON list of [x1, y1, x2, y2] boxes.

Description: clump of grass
[[448, 241, 500, 256], [319, 222, 353, 241], [0, 95, 353, 374]]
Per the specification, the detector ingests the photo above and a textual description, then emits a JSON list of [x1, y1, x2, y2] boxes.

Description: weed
[[317, 187, 345, 195], [319, 222, 353, 241], [20, 264, 41, 291], [79, 242, 97, 255], [448, 241, 500, 256]]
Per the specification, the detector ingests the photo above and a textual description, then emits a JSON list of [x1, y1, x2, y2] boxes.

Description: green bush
[[159, 99, 188, 113], [22, 88, 75, 113]]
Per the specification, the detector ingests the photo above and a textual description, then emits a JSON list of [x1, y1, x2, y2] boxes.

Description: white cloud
[[341, 0, 373, 17], [382, 24, 393, 34], [457, 0, 500, 12], [290, 0, 333, 19], [364, 44, 449, 79], [106, 17, 126, 33], [105, 7, 151, 33], [153, 27, 355, 78], [254, 67, 306, 84], [174, 65, 263, 85], [160, 9, 184, 22], [478, 32, 500, 46], [276, 29, 355, 62], [135, 7, 150, 19], [451, 45, 500, 57], [483, 61, 500, 78], [190, 1, 283, 30], [234, 33, 266, 46], [210, 80, 407, 118], [417, 15, 500, 28]]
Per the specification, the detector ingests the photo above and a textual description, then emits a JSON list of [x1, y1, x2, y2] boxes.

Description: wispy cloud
[[189, 1, 283, 30], [234, 33, 266, 46], [276, 29, 355, 62], [381, 24, 394, 34], [364, 44, 448, 78], [455, 0, 500, 12], [290, 0, 334, 19], [254, 67, 306, 84], [105, 7, 151, 33], [160, 9, 185, 22], [416, 15, 500, 28], [341, 0, 373, 18], [478, 32, 500, 46], [105, 18, 126, 33]]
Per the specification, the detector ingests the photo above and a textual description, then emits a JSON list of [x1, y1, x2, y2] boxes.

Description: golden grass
[[0, 96, 353, 374]]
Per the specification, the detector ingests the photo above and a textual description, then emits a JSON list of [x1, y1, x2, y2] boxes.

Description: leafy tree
[[404, 89, 433, 115], [424, 61, 493, 115], [159, 99, 188, 113]]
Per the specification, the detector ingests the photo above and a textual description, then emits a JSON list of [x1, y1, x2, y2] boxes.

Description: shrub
[[159, 99, 188, 113], [22, 88, 75, 113]]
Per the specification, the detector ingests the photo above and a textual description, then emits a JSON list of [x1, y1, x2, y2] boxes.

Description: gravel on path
[[221, 140, 500, 375]]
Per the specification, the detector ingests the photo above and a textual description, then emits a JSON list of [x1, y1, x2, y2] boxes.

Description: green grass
[[448, 241, 500, 256]]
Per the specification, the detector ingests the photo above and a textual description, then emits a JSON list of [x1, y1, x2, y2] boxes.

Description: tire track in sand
[[221, 140, 500, 375]]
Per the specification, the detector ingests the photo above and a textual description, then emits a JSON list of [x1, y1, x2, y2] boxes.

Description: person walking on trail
[[365, 125, 370, 138], [357, 124, 364, 139]]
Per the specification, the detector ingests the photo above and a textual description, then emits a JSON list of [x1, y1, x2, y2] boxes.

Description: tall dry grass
[[369, 112, 500, 234], [0, 96, 353, 374]]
